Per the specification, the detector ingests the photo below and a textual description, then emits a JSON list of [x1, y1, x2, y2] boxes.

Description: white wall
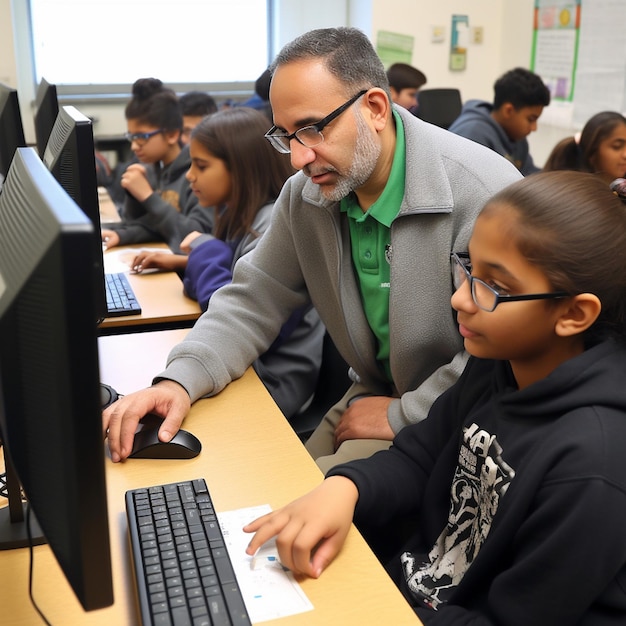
[[273, 0, 349, 52], [1, 0, 569, 165], [368, 0, 567, 165], [372, 1, 508, 98], [0, 0, 17, 86]]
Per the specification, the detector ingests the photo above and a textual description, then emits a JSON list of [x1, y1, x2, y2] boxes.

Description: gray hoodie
[[449, 99, 539, 176]]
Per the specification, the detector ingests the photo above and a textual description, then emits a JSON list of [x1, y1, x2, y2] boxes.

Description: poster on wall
[[531, 0, 580, 101], [376, 31, 414, 68], [569, 0, 626, 126], [531, 0, 626, 128], [530, 0, 580, 126], [449, 15, 469, 71]]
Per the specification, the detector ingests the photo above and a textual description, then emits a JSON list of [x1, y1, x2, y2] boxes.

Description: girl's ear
[[555, 293, 601, 337]]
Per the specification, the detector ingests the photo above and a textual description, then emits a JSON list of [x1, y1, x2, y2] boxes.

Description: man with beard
[[104, 27, 521, 470]]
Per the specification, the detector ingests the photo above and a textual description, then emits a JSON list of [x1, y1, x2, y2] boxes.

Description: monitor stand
[[0, 445, 45, 550]]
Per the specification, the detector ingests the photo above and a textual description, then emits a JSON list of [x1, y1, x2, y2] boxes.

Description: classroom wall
[[1, 0, 568, 165], [370, 0, 569, 165], [0, 0, 17, 87]]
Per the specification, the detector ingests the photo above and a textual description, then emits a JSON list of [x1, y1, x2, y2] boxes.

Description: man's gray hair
[[270, 27, 391, 100]]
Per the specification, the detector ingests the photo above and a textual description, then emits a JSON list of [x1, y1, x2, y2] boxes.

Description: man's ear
[[362, 88, 391, 132], [555, 293, 602, 337]]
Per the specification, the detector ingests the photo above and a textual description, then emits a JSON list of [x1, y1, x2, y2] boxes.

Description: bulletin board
[[530, 0, 580, 102], [376, 31, 414, 68], [531, 0, 626, 127]]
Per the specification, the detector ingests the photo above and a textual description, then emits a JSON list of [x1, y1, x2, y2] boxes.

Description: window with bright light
[[29, 0, 269, 86]]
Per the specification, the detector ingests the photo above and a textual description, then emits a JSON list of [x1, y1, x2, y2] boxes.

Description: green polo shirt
[[340, 110, 405, 381]]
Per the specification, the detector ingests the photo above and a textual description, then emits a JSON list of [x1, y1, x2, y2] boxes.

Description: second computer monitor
[[43, 105, 107, 321], [0, 82, 26, 189], [34, 77, 60, 157]]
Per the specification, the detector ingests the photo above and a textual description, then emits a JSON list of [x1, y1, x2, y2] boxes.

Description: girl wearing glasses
[[130, 107, 324, 420], [245, 170, 626, 624], [101, 78, 213, 252]]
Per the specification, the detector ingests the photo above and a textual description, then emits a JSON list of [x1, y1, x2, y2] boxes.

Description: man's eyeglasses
[[125, 129, 164, 145], [264, 89, 368, 154], [450, 252, 569, 312]]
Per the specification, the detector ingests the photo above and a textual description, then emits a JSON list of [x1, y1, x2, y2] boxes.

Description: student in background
[[129, 107, 324, 420], [239, 68, 273, 121], [245, 171, 626, 624], [543, 111, 626, 184], [103, 27, 520, 468], [179, 90, 217, 145], [101, 78, 213, 253], [386, 62, 427, 111], [449, 67, 550, 175]]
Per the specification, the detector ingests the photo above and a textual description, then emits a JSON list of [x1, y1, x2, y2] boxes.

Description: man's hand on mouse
[[102, 380, 191, 463]]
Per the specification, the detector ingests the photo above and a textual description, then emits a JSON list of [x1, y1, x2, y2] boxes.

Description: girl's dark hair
[[190, 107, 294, 240], [483, 170, 626, 342], [125, 77, 182, 132], [544, 111, 626, 173]]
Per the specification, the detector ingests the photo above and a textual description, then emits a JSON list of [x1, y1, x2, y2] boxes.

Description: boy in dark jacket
[[449, 67, 550, 175]]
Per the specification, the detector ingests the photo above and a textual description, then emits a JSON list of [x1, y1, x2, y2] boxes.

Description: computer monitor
[[0, 147, 114, 611], [34, 77, 59, 157], [0, 83, 27, 190], [43, 105, 107, 321]]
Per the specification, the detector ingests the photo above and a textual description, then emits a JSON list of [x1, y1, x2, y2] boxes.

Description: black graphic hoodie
[[329, 339, 626, 625]]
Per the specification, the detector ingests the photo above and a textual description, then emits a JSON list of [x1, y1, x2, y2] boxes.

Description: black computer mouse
[[129, 426, 202, 459], [101, 382, 119, 409]]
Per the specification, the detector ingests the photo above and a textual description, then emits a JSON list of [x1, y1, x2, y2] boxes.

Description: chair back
[[415, 88, 462, 129], [289, 332, 351, 443]]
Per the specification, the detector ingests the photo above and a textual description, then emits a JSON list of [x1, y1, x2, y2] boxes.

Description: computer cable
[[27, 503, 53, 626]]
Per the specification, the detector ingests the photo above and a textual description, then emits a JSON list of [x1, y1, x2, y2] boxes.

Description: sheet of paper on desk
[[218, 504, 314, 623], [103, 248, 172, 274]]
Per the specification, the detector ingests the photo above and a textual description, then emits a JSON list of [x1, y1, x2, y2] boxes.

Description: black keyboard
[[126, 479, 251, 626], [105, 272, 142, 317]]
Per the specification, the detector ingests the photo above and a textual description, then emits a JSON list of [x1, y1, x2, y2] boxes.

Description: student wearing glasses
[[104, 28, 521, 469], [245, 171, 626, 623], [101, 78, 213, 253]]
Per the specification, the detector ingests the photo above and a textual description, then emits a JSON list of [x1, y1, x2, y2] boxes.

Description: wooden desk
[[0, 330, 420, 625], [99, 186, 121, 224], [98, 245, 201, 335]]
